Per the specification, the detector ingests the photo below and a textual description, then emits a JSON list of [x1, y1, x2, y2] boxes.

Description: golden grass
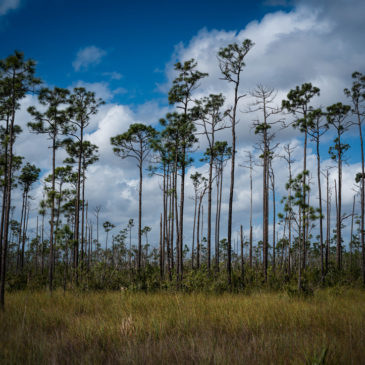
[[0, 288, 364, 364]]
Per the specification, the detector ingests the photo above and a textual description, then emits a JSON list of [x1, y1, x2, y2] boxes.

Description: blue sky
[[0, 0, 291, 105], [1, 0, 364, 247]]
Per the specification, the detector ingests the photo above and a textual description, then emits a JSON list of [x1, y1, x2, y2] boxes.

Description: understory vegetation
[[0, 288, 364, 364]]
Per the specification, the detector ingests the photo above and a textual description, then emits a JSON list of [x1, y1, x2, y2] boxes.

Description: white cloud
[[72, 46, 106, 72], [0, 0, 20, 15], [12, 0, 365, 251], [70, 81, 126, 102], [103, 71, 123, 80]]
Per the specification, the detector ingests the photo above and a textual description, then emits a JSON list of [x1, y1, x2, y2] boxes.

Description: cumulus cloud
[[14, 0, 365, 250], [72, 46, 106, 72], [70, 81, 126, 102], [0, 0, 20, 15]]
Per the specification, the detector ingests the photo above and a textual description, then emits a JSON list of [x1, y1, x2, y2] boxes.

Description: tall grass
[[0, 288, 364, 364]]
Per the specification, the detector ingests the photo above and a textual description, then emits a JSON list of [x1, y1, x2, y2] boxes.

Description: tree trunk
[[316, 139, 324, 282], [192, 192, 197, 269], [326, 171, 331, 274], [337, 133, 342, 270], [240, 224, 244, 284], [138, 154, 143, 271], [16, 191, 25, 272], [207, 137, 214, 271], [197, 194, 203, 269], [357, 112, 365, 284], [302, 130, 308, 270], [350, 195, 356, 271], [249, 160, 253, 269], [21, 192, 29, 270], [0, 90, 16, 309], [271, 167, 276, 274], [227, 86, 238, 286], [178, 146, 186, 282]]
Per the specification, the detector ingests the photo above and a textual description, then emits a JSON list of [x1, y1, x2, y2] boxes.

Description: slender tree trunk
[[334, 179, 340, 269], [214, 167, 220, 272], [74, 126, 84, 284], [81, 169, 86, 270], [326, 171, 331, 274], [201, 205, 204, 248], [168, 170, 172, 280], [227, 77, 240, 287], [350, 195, 356, 271], [357, 113, 365, 284], [41, 212, 44, 275], [271, 167, 276, 274], [21, 192, 29, 270], [287, 148, 293, 277], [162, 164, 166, 277], [138, 154, 143, 271], [197, 194, 203, 269], [159, 214, 163, 278], [249, 161, 253, 269], [298, 210, 302, 291], [302, 130, 308, 270], [192, 193, 197, 269], [178, 146, 186, 281], [240, 224, 244, 284], [48, 136, 57, 292], [207, 137, 214, 271], [316, 139, 324, 282], [263, 130, 269, 282], [337, 133, 343, 270], [0, 116, 9, 280], [174, 164, 178, 272], [17, 191, 25, 272], [1, 94, 16, 309]]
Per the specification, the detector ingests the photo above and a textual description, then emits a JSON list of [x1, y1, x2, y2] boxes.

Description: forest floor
[[0, 288, 364, 364]]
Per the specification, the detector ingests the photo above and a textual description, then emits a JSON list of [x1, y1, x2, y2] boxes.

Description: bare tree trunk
[[316, 140, 324, 282], [21, 192, 29, 270], [41, 211, 44, 275], [160, 214, 163, 279], [358, 120, 365, 285], [350, 195, 356, 271], [207, 137, 214, 271], [326, 171, 331, 274], [178, 145, 186, 282], [336, 138, 343, 270], [138, 159, 143, 271], [0, 116, 9, 281], [240, 224, 244, 284], [270, 164, 276, 274], [263, 150, 269, 282], [302, 131, 308, 270], [162, 165, 167, 277], [249, 161, 253, 270], [192, 192, 197, 270], [81, 169, 86, 272], [214, 168, 220, 272], [16, 191, 25, 272], [197, 194, 203, 269], [74, 128, 83, 284], [174, 166, 178, 272], [1, 98, 16, 308], [335, 179, 339, 269], [227, 78, 240, 287], [298, 210, 302, 291]]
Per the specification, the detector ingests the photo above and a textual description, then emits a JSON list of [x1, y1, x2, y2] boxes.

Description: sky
[[1, 0, 364, 250]]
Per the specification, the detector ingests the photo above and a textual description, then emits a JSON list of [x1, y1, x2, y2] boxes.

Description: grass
[[0, 288, 364, 364]]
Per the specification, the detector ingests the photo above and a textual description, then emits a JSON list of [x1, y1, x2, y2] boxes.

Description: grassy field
[[0, 288, 364, 364]]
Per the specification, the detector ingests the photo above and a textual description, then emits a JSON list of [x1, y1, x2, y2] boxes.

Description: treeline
[[0, 42, 364, 307]]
